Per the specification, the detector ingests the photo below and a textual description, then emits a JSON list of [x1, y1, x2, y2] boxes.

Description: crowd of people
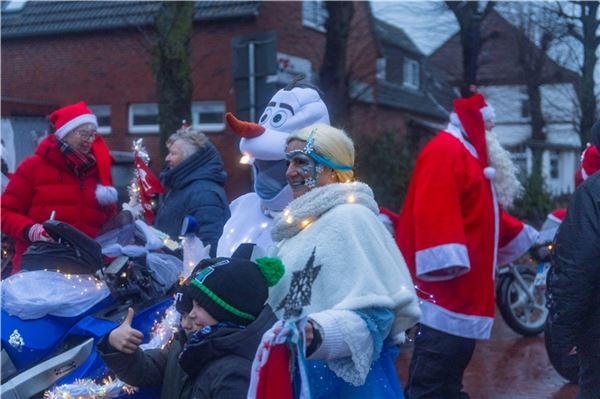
[[1, 82, 598, 398]]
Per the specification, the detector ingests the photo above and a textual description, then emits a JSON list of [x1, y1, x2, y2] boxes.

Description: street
[[396, 312, 579, 399]]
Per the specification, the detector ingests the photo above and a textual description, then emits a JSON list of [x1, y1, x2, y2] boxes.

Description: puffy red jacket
[[1, 135, 116, 271]]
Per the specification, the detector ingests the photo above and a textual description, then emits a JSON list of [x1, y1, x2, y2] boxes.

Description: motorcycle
[[495, 244, 550, 337], [0, 217, 182, 398]]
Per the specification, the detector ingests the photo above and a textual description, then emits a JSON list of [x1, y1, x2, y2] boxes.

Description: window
[[549, 151, 560, 179], [403, 57, 420, 89], [128, 103, 159, 134], [192, 101, 226, 133], [376, 58, 386, 81], [88, 105, 111, 134], [302, 1, 328, 31]]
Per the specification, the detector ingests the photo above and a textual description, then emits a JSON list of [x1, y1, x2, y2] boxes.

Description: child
[[98, 244, 282, 399]]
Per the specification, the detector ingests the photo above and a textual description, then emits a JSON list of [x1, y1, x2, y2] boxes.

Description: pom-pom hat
[[184, 244, 285, 326], [50, 101, 117, 205]]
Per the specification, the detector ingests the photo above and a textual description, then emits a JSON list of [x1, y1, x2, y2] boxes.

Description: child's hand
[[108, 307, 144, 354]]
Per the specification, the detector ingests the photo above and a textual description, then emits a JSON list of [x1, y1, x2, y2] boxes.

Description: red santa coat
[[397, 126, 536, 339], [1, 135, 116, 271]]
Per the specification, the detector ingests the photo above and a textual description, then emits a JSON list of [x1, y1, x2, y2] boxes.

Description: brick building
[[2, 1, 450, 199]]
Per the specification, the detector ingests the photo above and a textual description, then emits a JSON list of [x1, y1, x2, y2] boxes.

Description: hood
[[161, 142, 227, 190], [35, 135, 70, 171], [178, 305, 277, 377]]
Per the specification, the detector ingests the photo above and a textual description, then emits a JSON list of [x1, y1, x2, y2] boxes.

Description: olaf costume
[[217, 84, 330, 257]]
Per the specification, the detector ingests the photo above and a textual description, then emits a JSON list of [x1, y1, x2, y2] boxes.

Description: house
[[1, 0, 450, 199], [429, 10, 581, 195]]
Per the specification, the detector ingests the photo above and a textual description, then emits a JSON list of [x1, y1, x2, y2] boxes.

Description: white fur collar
[[271, 182, 379, 242]]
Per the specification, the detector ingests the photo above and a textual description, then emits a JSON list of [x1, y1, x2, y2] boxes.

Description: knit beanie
[[184, 245, 284, 326]]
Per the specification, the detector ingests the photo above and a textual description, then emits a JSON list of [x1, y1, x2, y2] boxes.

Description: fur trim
[[96, 184, 118, 206], [485, 130, 522, 208], [481, 105, 496, 122]]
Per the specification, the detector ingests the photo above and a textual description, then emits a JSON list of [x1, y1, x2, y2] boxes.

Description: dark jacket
[[548, 172, 600, 397], [154, 143, 230, 256], [179, 306, 278, 399], [98, 331, 191, 399]]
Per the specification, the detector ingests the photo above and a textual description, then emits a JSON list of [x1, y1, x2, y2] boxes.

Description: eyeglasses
[[73, 128, 97, 141]]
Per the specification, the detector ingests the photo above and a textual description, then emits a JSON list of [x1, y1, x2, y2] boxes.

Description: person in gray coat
[[153, 127, 230, 256]]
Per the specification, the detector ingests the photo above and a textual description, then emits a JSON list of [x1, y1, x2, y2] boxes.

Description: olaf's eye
[[259, 108, 272, 125], [271, 111, 288, 128]]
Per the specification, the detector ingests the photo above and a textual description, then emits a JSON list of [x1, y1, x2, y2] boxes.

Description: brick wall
[[1, 1, 416, 200]]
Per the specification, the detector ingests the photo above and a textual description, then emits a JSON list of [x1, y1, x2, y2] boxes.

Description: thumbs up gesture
[[108, 308, 144, 354]]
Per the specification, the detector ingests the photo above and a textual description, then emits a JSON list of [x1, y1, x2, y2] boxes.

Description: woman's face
[[165, 139, 187, 168], [285, 139, 337, 199], [63, 123, 97, 154]]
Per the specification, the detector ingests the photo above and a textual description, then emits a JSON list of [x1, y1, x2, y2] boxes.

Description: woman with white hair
[[249, 123, 420, 398], [153, 127, 230, 257]]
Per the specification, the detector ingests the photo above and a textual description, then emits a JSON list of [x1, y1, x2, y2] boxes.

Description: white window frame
[[376, 58, 386, 81], [302, 0, 328, 32], [191, 101, 226, 133], [88, 105, 111, 134], [128, 103, 159, 134], [403, 57, 420, 89]]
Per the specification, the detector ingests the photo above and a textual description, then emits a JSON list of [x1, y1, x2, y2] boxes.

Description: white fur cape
[[269, 182, 421, 345]]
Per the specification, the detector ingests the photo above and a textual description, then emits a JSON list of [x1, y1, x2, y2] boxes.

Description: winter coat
[[154, 143, 230, 257], [548, 171, 600, 396], [179, 306, 278, 399], [98, 331, 191, 399], [1, 135, 116, 271]]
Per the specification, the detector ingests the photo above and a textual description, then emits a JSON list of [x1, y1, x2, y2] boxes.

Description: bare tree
[[556, 1, 599, 146], [319, 1, 355, 125], [153, 1, 194, 162], [505, 3, 565, 173], [445, 1, 496, 96]]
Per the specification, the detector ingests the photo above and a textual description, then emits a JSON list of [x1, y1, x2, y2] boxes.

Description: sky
[[370, 1, 459, 55]]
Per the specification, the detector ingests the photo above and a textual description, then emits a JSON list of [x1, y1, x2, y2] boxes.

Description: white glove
[[27, 223, 52, 242]]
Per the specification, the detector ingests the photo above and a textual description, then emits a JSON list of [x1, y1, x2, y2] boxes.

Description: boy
[[99, 245, 282, 399]]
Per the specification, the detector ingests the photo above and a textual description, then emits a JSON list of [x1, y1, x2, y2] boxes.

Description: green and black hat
[[184, 244, 284, 326]]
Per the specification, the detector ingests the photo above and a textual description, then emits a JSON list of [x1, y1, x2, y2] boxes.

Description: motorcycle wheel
[[544, 321, 579, 384], [496, 265, 548, 336]]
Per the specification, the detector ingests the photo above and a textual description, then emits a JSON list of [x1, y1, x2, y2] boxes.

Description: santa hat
[[50, 101, 98, 140], [451, 93, 496, 179], [575, 144, 600, 187], [50, 102, 117, 205]]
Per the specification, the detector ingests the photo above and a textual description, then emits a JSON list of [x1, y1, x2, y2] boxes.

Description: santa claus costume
[[396, 93, 537, 398], [1, 102, 117, 272]]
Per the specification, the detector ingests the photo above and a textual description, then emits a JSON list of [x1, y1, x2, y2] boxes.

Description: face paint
[[285, 150, 324, 191]]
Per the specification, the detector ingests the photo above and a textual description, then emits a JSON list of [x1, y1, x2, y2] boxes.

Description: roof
[[372, 17, 423, 57], [428, 10, 579, 86], [1, 1, 260, 39], [377, 80, 449, 119]]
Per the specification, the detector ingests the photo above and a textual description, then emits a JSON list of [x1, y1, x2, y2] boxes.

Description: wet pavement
[[396, 312, 579, 398]]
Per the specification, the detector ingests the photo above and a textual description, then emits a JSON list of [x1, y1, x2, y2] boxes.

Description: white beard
[[486, 129, 523, 208]]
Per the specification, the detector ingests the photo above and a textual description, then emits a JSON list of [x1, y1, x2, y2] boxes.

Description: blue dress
[[298, 308, 404, 399]]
